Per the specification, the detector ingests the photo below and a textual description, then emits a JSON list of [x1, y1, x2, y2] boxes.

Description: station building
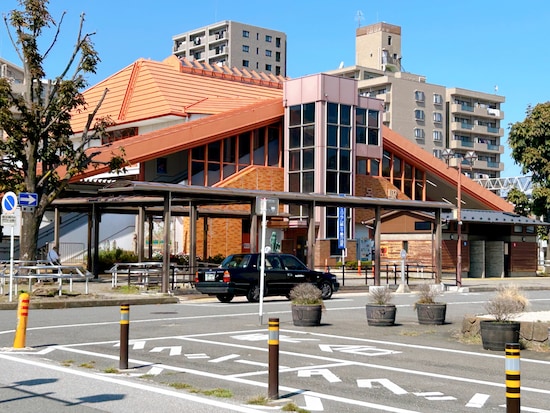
[[64, 54, 542, 278]]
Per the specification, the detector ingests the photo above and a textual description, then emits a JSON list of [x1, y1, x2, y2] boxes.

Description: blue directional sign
[[338, 206, 346, 250], [19, 192, 38, 207], [2, 191, 18, 214]]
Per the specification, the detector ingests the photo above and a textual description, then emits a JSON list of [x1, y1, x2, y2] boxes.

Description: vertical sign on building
[[338, 206, 346, 250]]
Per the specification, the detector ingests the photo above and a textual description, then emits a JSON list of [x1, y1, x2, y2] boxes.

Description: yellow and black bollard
[[119, 304, 130, 370], [268, 318, 279, 400], [505, 343, 520, 413], [13, 293, 30, 348]]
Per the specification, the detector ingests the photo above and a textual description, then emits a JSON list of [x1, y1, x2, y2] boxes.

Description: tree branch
[[43, 10, 66, 59]]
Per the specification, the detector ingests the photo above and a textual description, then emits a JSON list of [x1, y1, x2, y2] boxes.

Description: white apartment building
[[328, 22, 505, 179], [172, 21, 287, 77]]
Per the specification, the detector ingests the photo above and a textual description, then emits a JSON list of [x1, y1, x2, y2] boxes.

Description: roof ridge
[[175, 56, 285, 89]]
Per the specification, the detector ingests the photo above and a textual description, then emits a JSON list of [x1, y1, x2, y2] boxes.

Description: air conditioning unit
[[194, 37, 201, 45]]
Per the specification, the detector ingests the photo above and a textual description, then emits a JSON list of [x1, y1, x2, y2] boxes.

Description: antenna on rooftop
[[355, 10, 364, 28], [494, 85, 499, 94]]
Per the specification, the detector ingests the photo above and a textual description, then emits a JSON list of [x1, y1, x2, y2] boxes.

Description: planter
[[416, 303, 447, 325], [480, 320, 521, 351], [365, 304, 396, 326], [292, 304, 322, 326]]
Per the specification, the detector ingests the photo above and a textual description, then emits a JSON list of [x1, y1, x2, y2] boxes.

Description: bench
[[13, 264, 93, 296]]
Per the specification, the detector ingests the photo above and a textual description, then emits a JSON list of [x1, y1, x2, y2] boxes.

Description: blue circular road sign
[[2, 191, 18, 214]]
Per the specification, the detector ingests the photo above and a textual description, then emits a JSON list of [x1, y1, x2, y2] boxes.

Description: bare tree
[[0, 0, 125, 260]]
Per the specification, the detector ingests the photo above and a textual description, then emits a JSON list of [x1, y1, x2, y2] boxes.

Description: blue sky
[[2, 0, 549, 178]]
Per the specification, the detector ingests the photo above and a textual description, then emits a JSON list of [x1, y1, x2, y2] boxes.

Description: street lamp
[[442, 149, 477, 287]]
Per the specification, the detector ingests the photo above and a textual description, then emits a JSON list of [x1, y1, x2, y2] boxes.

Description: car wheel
[[247, 285, 261, 302], [216, 294, 234, 303], [319, 280, 333, 300]]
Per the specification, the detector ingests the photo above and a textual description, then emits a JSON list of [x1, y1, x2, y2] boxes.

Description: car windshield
[[220, 254, 251, 268]]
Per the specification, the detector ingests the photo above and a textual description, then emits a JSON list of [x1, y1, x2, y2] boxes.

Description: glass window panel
[[340, 126, 350, 148], [415, 181, 424, 200], [289, 127, 301, 149], [289, 150, 301, 171], [370, 159, 380, 176], [303, 171, 314, 193], [326, 171, 337, 193], [326, 218, 337, 238], [368, 110, 379, 127], [356, 108, 366, 126], [252, 132, 265, 165], [403, 179, 412, 198], [267, 128, 279, 166], [326, 206, 337, 217], [288, 173, 300, 193], [368, 128, 379, 145], [192, 146, 205, 161], [340, 149, 350, 171], [327, 148, 338, 170], [382, 151, 391, 177], [303, 148, 314, 170], [223, 163, 236, 179], [393, 155, 402, 178], [303, 125, 315, 147], [289, 105, 301, 126], [191, 161, 205, 185], [356, 127, 366, 144], [208, 141, 220, 163], [327, 125, 338, 147], [404, 163, 413, 179], [238, 133, 251, 165], [339, 172, 351, 194], [357, 159, 367, 175], [223, 137, 235, 163], [340, 105, 351, 125], [303, 103, 315, 124], [327, 103, 338, 124], [207, 162, 221, 186], [289, 204, 301, 216]]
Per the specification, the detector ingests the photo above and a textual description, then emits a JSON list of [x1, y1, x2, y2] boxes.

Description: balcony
[[450, 139, 474, 150], [473, 142, 504, 154]]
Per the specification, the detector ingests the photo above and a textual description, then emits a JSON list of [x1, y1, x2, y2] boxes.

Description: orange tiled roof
[[72, 97, 284, 181], [70, 56, 284, 133], [382, 126, 513, 212]]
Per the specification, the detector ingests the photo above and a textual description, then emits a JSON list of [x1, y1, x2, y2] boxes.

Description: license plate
[[205, 272, 216, 281]]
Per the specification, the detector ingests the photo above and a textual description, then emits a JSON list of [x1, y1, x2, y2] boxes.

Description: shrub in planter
[[290, 283, 324, 327], [366, 286, 396, 326], [414, 284, 446, 325], [480, 285, 528, 351]]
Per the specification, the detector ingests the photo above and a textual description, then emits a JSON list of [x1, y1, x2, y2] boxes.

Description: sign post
[[2, 192, 18, 302], [256, 197, 279, 325]]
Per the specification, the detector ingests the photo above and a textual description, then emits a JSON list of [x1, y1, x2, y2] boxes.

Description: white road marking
[[298, 368, 341, 383], [232, 333, 319, 343], [357, 378, 408, 395], [319, 344, 400, 356], [234, 359, 289, 369], [150, 346, 182, 356], [185, 353, 210, 359], [209, 354, 240, 363], [114, 340, 146, 350], [302, 395, 324, 411], [466, 393, 490, 408], [413, 391, 456, 401]]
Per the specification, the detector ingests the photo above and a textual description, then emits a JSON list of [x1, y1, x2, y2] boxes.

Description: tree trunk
[[19, 209, 42, 261]]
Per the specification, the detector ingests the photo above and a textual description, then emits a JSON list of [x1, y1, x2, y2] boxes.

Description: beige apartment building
[[172, 21, 287, 77], [328, 22, 505, 179]]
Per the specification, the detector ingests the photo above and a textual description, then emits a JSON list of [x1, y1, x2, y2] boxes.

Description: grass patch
[[61, 359, 74, 367], [79, 361, 96, 369], [103, 367, 119, 374], [281, 402, 310, 413], [140, 374, 155, 379], [113, 285, 141, 294], [169, 382, 195, 390], [456, 332, 482, 345], [168, 382, 232, 398], [400, 330, 420, 337], [247, 395, 270, 405]]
